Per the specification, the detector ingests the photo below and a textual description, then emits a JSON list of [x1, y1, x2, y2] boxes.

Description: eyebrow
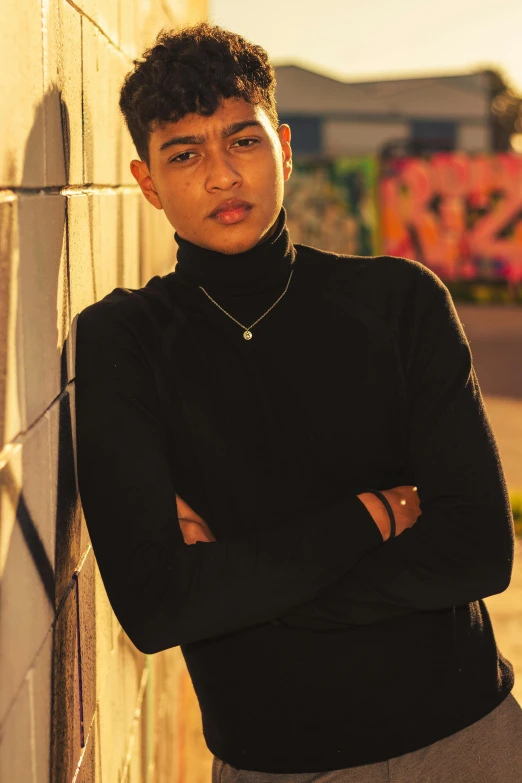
[[158, 120, 264, 153]]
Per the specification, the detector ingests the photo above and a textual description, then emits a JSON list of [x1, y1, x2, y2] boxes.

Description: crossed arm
[[75, 269, 514, 653], [176, 486, 421, 546]]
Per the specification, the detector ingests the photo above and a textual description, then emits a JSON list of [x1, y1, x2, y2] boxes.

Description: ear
[[130, 160, 163, 210], [277, 124, 292, 183]]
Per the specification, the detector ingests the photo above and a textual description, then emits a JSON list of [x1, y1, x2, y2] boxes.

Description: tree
[[485, 68, 522, 151]]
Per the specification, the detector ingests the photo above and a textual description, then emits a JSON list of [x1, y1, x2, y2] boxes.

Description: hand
[[179, 519, 216, 545], [357, 485, 421, 541], [176, 494, 216, 544]]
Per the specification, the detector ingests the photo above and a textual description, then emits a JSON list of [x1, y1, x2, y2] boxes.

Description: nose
[[204, 150, 242, 192]]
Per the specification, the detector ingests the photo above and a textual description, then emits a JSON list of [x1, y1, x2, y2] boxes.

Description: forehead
[[150, 97, 270, 147]]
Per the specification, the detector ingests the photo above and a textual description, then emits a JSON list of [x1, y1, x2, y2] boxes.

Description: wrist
[[357, 492, 391, 541]]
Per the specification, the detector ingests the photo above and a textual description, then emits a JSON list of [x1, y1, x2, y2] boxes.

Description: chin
[[207, 226, 264, 255]]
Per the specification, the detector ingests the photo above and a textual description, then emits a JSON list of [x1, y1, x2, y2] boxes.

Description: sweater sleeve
[[74, 298, 383, 652], [272, 266, 515, 631]]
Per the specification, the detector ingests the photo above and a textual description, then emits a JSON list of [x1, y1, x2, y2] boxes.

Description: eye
[[231, 137, 260, 149], [169, 151, 198, 164]]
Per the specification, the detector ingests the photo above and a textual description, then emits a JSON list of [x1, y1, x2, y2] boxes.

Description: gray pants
[[212, 693, 522, 782]]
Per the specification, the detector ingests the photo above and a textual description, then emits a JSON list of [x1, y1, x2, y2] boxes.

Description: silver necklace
[[198, 268, 294, 340]]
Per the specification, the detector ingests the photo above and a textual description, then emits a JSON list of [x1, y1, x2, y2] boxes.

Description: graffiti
[[380, 153, 522, 283], [284, 158, 380, 256], [285, 153, 522, 284]]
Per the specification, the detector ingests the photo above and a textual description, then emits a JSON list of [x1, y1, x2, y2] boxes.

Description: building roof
[[274, 64, 490, 121]]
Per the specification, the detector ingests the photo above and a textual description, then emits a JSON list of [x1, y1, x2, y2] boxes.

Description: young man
[[74, 22, 522, 782]]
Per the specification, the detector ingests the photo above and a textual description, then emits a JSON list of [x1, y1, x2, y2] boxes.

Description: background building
[[275, 64, 493, 158], [278, 65, 522, 293]]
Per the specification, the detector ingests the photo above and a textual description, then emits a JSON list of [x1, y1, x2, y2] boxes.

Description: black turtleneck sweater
[[74, 207, 515, 773]]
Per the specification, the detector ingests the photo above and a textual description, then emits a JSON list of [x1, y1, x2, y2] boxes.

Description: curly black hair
[[119, 22, 279, 169]]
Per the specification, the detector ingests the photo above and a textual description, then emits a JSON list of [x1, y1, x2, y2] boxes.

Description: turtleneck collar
[[172, 206, 296, 296]]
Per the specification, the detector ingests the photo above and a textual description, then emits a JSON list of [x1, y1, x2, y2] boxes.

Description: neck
[[172, 207, 296, 296]]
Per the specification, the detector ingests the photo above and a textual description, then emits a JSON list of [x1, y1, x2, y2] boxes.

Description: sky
[[209, 0, 522, 94]]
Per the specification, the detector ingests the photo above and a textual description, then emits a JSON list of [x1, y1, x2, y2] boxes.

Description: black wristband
[[366, 489, 396, 539]]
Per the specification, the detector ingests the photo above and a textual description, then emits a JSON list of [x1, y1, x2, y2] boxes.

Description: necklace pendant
[[243, 329, 253, 340]]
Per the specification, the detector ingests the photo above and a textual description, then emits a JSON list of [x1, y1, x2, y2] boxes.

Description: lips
[[209, 198, 253, 217], [208, 198, 253, 226]]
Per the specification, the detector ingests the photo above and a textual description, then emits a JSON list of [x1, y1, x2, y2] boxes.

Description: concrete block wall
[[0, 1, 210, 781]]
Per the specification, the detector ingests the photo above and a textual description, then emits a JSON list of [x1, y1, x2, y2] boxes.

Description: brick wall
[[0, 1, 211, 781]]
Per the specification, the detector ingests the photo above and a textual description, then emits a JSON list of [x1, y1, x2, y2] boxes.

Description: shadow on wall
[[0, 85, 98, 782]]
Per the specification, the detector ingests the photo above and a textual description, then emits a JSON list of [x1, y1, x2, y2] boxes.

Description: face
[[130, 97, 292, 254]]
